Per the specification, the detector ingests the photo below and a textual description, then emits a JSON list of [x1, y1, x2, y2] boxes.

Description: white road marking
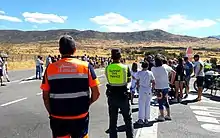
[[135, 106, 158, 138], [201, 124, 220, 133], [97, 74, 105, 78], [195, 115, 219, 124], [36, 92, 42, 96], [193, 110, 220, 118], [1, 97, 28, 107], [190, 105, 220, 111]]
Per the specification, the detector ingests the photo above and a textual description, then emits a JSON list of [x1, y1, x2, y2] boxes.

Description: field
[[0, 39, 220, 70]]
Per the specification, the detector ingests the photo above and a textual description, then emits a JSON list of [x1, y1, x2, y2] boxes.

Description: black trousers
[[108, 97, 134, 138], [50, 115, 89, 138]]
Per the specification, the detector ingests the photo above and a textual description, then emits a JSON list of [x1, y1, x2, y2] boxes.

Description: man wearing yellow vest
[[41, 35, 100, 138], [105, 48, 134, 138]]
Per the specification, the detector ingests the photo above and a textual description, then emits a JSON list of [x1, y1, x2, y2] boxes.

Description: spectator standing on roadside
[[152, 56, 174, 121], [0, 57, 6, 86], [135, 61, 155, 125], [36, 56, 43, 79], [193, 54, 205, 101], [130, 62, 138, 105], [46, 55, 52, 68], [2, 57, 10, 82], [41, 35, 100, 138], [183, 56, 193, 98], [173, 58, 185, 103]]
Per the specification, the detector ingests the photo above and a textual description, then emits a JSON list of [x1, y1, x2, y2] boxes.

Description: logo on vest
[[58, 63, 77, 73], [109, 69, 121, 78]]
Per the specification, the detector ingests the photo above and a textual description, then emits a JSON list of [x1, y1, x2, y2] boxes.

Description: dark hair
[[142, 61, 149, 69], [131, 62, 138, 72], [59, 35, 76, 55], [178, 58, 183, 65], [155, 57, 163, 67], [184, 56, 188, 61], [194, 54, 199, 58], [162, 59, 167, 64]]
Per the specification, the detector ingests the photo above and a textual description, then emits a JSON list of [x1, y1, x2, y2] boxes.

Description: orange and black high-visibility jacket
[[40, 56, 99, 119]]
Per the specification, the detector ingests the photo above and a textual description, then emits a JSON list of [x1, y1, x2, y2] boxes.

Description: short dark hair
[[142, 61, 149, 69], [111, 49, 121, 60], [131, 62, 138, 72], [59, 35, 76, 55], [162, 59, 167, 64], [178, 58, 183, 64], [184, 56, 188, 61], [155, 57, 163, 67], [194, 54, 199, 58]]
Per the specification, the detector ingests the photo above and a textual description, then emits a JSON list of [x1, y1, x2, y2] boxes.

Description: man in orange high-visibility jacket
[[40, 35, 100, 138]]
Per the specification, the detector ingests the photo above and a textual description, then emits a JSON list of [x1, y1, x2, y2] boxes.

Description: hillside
[[0, 29, 213, 44]]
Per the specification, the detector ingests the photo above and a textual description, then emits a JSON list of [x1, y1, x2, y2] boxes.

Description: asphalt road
[[0, 68, 220, 138]]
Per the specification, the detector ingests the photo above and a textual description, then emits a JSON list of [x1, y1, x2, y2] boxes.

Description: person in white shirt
[[36, 56, 44, 79], [45, 55, 52, 68], [135, 62, 155, 125], [193, 54, 205, 101], [2, 58, 10, 82], [0, 57, 5, 86], [151, 56, 175, 121], [130, 62, 138, 105]]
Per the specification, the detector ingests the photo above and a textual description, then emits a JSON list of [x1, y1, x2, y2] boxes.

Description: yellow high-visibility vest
[[105, 63, 128, 86]]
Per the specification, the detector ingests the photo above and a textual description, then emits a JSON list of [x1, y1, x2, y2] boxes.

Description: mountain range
[[0, 29, 219, 44]]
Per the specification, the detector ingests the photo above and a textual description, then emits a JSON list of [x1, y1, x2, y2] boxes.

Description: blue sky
[[0, 0, 220, 37]]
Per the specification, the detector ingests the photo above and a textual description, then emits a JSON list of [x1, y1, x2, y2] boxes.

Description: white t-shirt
[[151, 66, 169, 89], [162, 64, 174, 74], [131, 71, 138, 88], [36, 58, 43, 66], [3, 61, 7, 70], [136, 70, 155, 93], [194, 61, 205, 77]]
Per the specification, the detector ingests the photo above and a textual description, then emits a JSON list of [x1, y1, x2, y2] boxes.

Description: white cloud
[[0, 10, 22, 22], [148, 14, 216, 31], [90, 12, 131, 25], [22, 12, 68, 24], [0, 11, 5, 14], [90, 13, 216, 33]]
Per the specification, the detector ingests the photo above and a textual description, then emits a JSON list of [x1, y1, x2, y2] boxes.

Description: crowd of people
[[35, 54, 126, 79], [130, 54, 215, 124]]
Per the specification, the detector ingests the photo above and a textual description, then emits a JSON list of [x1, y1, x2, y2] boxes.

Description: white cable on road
[[1, 97, 28, 107]]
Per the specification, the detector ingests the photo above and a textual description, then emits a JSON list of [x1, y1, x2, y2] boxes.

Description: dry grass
[[8, 60, 35, 70], [1, 39, 220, 70]]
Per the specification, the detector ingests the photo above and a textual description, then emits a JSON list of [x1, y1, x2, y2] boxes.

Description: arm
[[127, 67, 131, 83], [151, 80, 155, 90], [88, 64, 100, 105], [40, 69, 51, 114], [43, 91, 50, 114], [151, 72, 156, 89], [170, 70, 176, 84], [90, 86, 100, 105]]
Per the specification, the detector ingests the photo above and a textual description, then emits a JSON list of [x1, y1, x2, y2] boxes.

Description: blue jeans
[[36, 66, 42, 79], [156, 88, 170, 110]]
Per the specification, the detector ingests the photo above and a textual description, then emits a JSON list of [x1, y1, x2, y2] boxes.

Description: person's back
[[151, 66, 169, 89], [137, 70, 154, 92], [41, 35, 100, 138]]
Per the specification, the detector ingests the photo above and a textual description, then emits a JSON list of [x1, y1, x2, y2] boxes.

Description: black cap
[[111, 48, 121, 59], [59, 35, 76, 55]]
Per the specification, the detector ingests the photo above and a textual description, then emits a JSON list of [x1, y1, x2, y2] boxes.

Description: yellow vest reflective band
[[204, 63, 212, 69], [105, 63, 128, 86]]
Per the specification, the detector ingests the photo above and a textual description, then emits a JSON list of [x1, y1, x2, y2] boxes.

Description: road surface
[[0, 68, 220, 138]]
